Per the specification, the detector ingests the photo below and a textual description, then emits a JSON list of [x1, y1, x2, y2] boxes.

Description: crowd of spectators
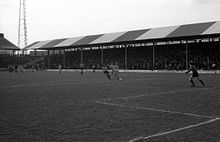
[[46, 43, 220, 70], [5, 42, 216, 71]]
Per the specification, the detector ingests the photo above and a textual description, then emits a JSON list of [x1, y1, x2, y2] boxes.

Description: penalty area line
[[95, 101, 220, 142], [95, 101, 216, 119], [112, 87, 213, 101], [129, 117, 220, 142]]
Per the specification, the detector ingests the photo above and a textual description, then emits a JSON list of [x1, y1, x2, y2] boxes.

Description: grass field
[[0, 71, 220, 142]]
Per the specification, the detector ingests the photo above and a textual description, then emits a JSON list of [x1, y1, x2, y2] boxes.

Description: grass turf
[[0, 71, 220, 142]]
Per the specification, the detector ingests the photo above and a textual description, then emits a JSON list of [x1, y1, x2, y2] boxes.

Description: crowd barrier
[[46, 69, 220, 74]]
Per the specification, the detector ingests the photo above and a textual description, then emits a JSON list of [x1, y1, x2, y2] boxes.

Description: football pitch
[[0, 71, 220, 142]]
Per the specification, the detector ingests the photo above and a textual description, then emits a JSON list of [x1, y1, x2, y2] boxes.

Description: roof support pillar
[[63, 49, 66, 68], [100, 46, 104, 66], [152, 42, 156, 70], [47, 50, 50, 69], [80, 47, 83, 66], [185, 41, 189, 70], [34, 49, 37, 56], [12, 50, 15, 56], [124, 44, 128, 69]]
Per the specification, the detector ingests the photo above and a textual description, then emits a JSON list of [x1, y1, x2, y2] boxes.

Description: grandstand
[[26, 21, 220, 70], [0, 33, 19, 53], [0, 33, 20, 69]]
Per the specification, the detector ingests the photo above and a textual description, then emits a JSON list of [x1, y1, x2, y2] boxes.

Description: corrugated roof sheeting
[[54, 36, 84, 47], [72, 34, 104, 46], [113, 29, 150, 42], [136, 26, 179, 40], [25, 21, 220, 50], [202, 21, 220, 35], [28, 40, 52, 50], [167, 22, 215, 38], [90, 32, 126, 44], [0, 38, 19, 50], [24, 41, 40, 49], [40, 39, 67, 49]]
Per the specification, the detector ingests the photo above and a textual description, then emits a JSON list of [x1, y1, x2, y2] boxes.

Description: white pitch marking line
[[129, 118, 220, 142], [95, 101, 215, 119], [2, 80, 113, 89], [109, 87, 212, 101]]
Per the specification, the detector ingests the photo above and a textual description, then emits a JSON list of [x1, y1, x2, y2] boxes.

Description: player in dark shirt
[[185, 63, 205, 87], [103, 65, 111, 80]]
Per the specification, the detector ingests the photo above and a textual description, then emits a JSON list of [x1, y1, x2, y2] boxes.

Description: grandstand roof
[[26, 21, 220, 50], [0, 33, 19, 50]]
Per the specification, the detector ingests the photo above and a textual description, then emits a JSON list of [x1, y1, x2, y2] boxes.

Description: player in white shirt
[[111, 62, 122, 80]]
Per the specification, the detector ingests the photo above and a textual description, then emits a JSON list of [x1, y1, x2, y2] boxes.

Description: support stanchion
[[152, 42, 156, 70], [185, 41, 189, 70], [124, 44, 128, 69]]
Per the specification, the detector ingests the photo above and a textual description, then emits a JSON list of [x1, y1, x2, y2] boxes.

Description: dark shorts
[[104, 70, 109, 74], [192, 72, 199, 77]]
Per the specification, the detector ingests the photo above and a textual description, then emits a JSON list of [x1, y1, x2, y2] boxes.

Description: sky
[[0, 0, 220, 48]]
